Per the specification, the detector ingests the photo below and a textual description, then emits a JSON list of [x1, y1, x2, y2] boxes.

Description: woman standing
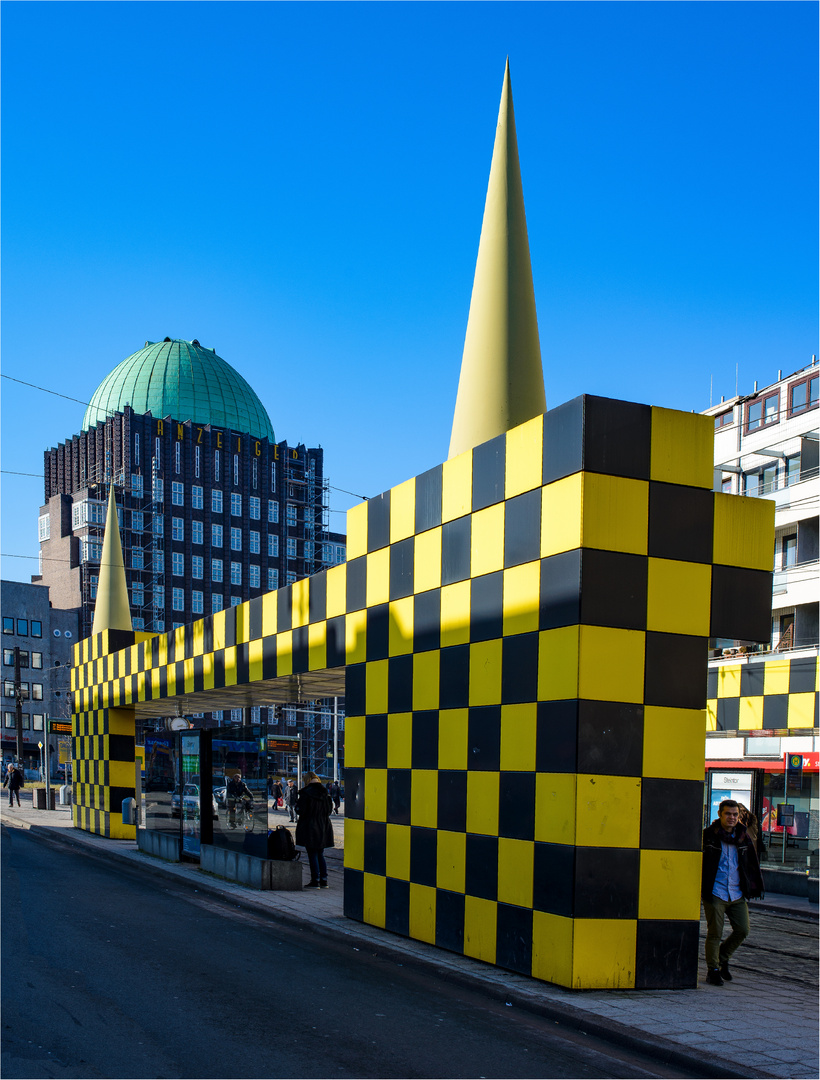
[[295, 772, 334, 888]]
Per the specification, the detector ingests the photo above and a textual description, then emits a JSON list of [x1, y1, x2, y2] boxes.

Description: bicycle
[[225, 797, 255, 832]]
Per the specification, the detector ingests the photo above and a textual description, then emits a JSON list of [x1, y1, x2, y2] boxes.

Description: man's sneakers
[[304, 879, 320, 889], [706, 968, 724, 986], [719, 961, 733, 982], [319, 880, 329, 888]]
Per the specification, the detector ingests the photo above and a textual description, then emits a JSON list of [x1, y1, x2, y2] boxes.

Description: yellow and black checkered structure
[[707, 656, 819, 732], [72, 395, 774, 987]]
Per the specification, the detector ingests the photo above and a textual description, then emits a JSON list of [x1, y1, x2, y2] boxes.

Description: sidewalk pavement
[[3, 795, 818, 1080]]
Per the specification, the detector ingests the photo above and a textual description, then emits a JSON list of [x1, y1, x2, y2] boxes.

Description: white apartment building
[[700, 359, 818, 870]]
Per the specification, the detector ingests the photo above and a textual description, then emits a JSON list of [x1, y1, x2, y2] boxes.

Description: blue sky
[[2, 1, 817, 582]]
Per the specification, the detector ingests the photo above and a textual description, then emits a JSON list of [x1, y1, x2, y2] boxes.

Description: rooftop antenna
[[735, 363, 739, 399]]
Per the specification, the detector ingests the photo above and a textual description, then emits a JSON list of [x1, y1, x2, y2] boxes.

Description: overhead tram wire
[[0, 373, 92, 407]]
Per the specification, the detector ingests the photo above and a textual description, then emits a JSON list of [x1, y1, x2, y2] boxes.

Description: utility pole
[[13, 646, 26, 764]]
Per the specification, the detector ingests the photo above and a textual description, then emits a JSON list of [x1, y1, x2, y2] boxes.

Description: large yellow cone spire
[[91, 486, 132, 636], [448, 60, 546, 459]]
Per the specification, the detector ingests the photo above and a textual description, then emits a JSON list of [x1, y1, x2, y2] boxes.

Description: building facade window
[[786, 454, 801, 485], [192, 520, 203, 545], [287, 538, 297, 558], [31, 652, 42, 670], [134, 433, 140, 465], [212, 489, 223, 514], [214, 449, 220, 481], [172, 552, 185, 576], [153, 514, 164, 536], [250, 496, 261, 520], [172, 481, 184, 505], [175, 442, 181, 474], [286, 503, 297, 526], [38, 514, 50, 541], [212, 559, 223, 582], [714, 409, 733, 430], [192, 485, 203, 509], [267, 568, 279, 590], [2, 619, 13, 635], [783, 534, 798, 567], [32, 714, 44, 731], [304, 540, 314, 561], [155, 436, 161, 464], [268, 500, 279, 524], [132, 547, 144, 569], [230, 562, 242, 585], [132, 583, 144, 607], [788, 373, 819, 416], [31, 621, 42, 638], [192, 556, 204, 579], [153, 475, 164, 502], [133, 617, 145, 630], [268, 534, 279, 557], [286, 571, 297, 585], [231, 493, 242, 517], [231, 597, 242, 608], [271, 465, 276, 492], [31, 683, 43, 701], [89, 575, 98, 599], [132, 510, 144, 532], [17, 620, 28, 636], [195, 445, 201, 478], [172, 517, 184, 541], [234, 454, 240, 486], [721, 476, 733, 494], [249, 531, 260, 554], [212, 594, 223, 613], [252, 458, 258, 489], [191, 590, 204, 614], [172, 588, 185, 612], [745, 391, 780, 433], [212, 524, 223, 547], [249, 565, 260, 589], [230, 528, 242, 551], [131, 474, 143, 498]]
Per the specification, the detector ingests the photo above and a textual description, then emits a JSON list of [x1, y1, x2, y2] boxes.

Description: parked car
[[170, 784, 218, 820], [212, 775, 229, 808]]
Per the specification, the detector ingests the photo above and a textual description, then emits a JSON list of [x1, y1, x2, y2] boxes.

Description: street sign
[[786, 752, 804, 795], [267, 737, 301, 753]]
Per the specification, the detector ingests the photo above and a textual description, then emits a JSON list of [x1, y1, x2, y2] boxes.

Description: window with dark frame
[[31, 621, 42, 638], [2, 618, 13, 635], [16, 620, 28, 636], [714, 409, 733, 430], [745, 391, 780, 433], [788, 373, 818, 416]]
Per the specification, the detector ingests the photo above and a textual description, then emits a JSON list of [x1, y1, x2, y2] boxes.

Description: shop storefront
[[705, 752, 819, 870]]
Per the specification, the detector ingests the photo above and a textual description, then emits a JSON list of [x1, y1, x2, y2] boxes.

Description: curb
[[5, 815, 780, 1080]]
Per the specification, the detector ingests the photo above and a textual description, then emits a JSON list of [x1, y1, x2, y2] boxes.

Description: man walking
[[702, 799, 765, 986], [285, 778, 298, 822], [4, 763, 23, 807]]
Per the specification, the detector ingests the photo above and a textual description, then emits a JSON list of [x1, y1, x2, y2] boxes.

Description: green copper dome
[[82, 338, 275, 441]]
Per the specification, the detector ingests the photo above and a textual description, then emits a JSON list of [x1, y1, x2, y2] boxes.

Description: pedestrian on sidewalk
[[702, 799, 764, 986], [272, 778, 283, 809], [329, 779, 341, 815], [285, 779, 298, 822], [4, 763, 23, 807], [295, 772, 333, 889]]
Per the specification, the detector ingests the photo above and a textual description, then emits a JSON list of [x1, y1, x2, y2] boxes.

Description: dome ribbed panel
[[81, 340, 274, 440]]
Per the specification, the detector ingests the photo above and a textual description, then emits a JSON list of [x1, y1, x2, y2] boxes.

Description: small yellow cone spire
[[448, 59, 546, 459], [91, 486, 132, 636]]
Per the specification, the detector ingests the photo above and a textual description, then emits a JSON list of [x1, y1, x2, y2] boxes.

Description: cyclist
[[225, 772, 254, 828]]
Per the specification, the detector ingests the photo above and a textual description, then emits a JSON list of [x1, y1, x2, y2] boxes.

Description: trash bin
[[59, 784, 72, 806], [34, 788, 56, 810], [122, 797, 136, 825]]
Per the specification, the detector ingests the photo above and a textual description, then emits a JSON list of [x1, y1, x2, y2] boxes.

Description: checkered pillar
[[341, 395, 774, 989], [71, 630, 138, 839]]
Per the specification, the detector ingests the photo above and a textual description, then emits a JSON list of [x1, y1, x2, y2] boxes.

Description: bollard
[[59, 784, 72, 806], [122, 797, 137, 825]]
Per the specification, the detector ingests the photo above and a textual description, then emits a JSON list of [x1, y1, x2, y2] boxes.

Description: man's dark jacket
[[702, 820, 764, 901]]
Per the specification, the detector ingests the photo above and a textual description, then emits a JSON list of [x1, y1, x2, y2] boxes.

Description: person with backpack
[[295, 772, 334, 888], [4, 763, 24, 807]]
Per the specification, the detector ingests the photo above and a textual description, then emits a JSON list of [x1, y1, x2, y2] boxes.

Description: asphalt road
[[1, 827, 709, 1080]]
